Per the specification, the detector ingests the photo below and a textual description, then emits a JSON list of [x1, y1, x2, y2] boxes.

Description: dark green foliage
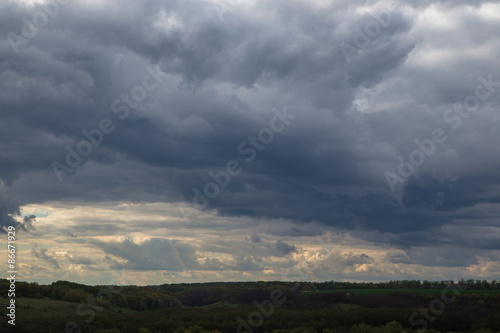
[[1, 279, 500, 332]]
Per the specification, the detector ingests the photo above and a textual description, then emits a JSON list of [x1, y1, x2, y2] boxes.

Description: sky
[[1, 0, 500, 286]]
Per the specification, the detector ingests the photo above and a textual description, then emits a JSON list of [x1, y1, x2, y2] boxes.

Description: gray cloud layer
[[1, 0, 500, 270]]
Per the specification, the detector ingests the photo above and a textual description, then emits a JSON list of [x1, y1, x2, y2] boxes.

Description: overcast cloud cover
[[1, 0, 500, 285]]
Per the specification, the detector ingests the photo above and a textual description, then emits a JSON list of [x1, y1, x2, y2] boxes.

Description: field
[[0, 296, 136, 331], [0, 297, 78, 319]]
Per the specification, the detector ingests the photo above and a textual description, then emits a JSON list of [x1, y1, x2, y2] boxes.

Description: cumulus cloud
[[93, 238, 197, 271], [275, 241, 298, 255], [32, 245, 60, 269], [246, 232, 262, 243], [0, 194, 36, 232]]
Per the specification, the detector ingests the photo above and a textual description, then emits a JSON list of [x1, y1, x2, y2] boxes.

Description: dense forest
[[1, 279, 500, 332]]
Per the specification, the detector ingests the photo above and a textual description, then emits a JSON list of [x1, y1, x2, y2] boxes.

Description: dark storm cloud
[[1, 0, 500, 259], [275, 241, 298, 255], [0, 194, 36, 232]]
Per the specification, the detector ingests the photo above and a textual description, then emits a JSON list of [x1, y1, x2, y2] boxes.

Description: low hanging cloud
[[0, 194, 36, 232], [32, 245, 60, 270], [275, 241, 298, 255], [246, 233, 262, 243], [94, 238, 198, 271]]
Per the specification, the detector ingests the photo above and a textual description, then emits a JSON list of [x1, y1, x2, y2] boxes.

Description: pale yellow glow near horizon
[[5, 201, 499, 285]]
